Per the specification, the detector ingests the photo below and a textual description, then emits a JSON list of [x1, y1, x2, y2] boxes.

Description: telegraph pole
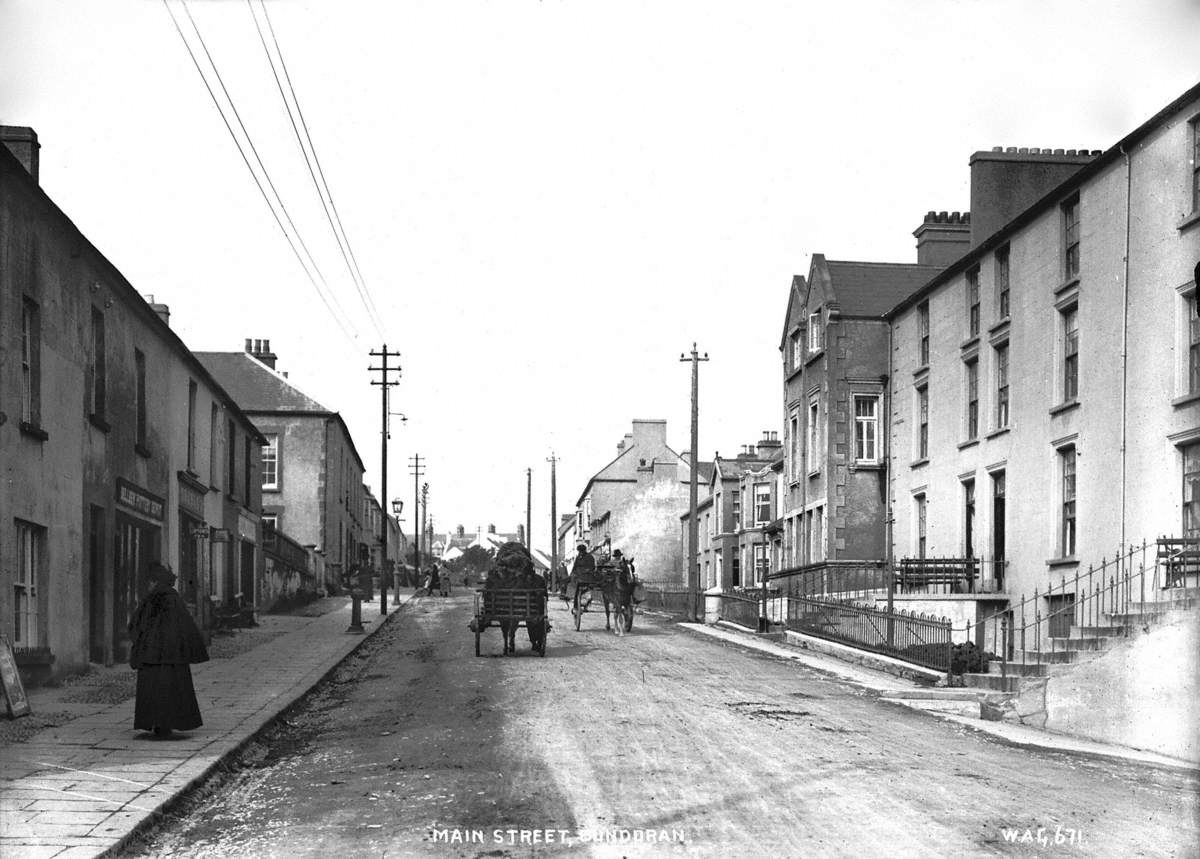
[[409, 455, 425, 585], [680, 343, 709, 622], [525, 468, 532, 548], [370, 346, 401, 615], [421, 482, 430, 564], [547, 453, 558, 588]]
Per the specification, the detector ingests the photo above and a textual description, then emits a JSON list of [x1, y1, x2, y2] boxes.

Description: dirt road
[[127, 592, 1198, 858]]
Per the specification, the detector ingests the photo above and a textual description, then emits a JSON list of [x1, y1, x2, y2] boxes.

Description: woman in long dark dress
[[129, 563, 209, 738]]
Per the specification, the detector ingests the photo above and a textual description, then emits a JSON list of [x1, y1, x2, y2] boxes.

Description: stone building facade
[[885, 82, 1200, 604], [197, 343, 368, 592], [0, 133, 263, 680]]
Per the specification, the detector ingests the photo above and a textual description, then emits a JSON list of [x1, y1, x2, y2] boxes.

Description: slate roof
[[194, 352, 329, 413], [823, 261, 944, 318]]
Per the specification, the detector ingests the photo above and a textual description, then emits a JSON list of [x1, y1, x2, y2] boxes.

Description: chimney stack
[[968, 147, 1098, 247], [1, 126, 40, 183], [246, 337, 278, 369], [143, 294, 170, 327], [913, 211, 971, 267]]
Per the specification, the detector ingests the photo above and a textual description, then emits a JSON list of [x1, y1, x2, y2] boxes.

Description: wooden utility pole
[[681, 343, 709, 622], [409, 455, 425, 583], [525, 468, 532, 548], [369, 346, 401, 615], [547, 453, 558, 588]]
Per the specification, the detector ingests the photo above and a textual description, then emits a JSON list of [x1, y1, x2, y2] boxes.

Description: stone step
[[1046, 635, 1116, 651], [963, 672, 1022, 692], [1016, 648, 1103, 665], [985, 660, 1047, 677], [1069, 625, 1127, 637], [1105, 610, 1166, 627], [1124, 597, 1197, 613]]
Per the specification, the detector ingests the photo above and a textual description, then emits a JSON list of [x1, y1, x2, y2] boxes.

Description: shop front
[[113, 478, 164, 663]]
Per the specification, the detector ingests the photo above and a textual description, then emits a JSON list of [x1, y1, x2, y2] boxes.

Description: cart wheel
[[573, 592, 582, 631]]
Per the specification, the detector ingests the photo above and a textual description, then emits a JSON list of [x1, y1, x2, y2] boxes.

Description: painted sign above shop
[[116, 478, 164, 521]]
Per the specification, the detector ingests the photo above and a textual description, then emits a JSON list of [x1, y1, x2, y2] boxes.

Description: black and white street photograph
[[1, 1, 1198, 856]]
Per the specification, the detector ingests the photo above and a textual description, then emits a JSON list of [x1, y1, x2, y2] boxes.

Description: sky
[[2, 0, 1198, 552]]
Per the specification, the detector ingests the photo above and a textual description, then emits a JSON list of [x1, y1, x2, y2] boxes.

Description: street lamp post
[[680, 343, 709, 622], [391, 498, 404, 590]]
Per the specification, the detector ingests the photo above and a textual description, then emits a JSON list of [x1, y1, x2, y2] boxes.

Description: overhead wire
[[256, 0, 387, 336], [246, 0, 385, 340], [161, 0, 358, 345]]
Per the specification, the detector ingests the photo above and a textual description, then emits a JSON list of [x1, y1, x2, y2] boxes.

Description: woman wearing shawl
[[129, 563, 209, 738]]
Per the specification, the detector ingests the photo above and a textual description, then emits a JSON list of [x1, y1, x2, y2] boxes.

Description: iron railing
[[786, 596, 952, 673], [715, 591, 761, 628], [770, 559, 889, 604], [964, 538, 1197, 675], [639, 582, 692, 615]]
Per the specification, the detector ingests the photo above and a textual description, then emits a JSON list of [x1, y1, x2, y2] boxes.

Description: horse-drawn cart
[[472, 587, 548, 656], [568, 557, 635, 633]]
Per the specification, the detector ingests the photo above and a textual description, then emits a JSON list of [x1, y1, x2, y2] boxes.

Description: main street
[[128, 593, 1197, 858]]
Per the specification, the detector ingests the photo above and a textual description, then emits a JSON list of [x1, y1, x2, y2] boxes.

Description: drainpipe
[[1120, 144, 1131, 550], [885, 320, 895, 629]]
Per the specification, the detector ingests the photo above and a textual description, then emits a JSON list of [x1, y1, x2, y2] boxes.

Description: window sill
[[989, 317, 1011, 335], [960, 335, 980, 351], [985, 426, 1011, 440], [19, 421, 49, 442], [910, 457, 929, 469], [209, 483, 222, 494], [1055, 276, 1081, 297], [913, 365, 930, 379], [1172, 391, 1200, 409], [135, 442, 152, 459], [1049, 400, 1080, 417], [1177, 209, 1200, 234], [88, 413, 111, 433], [263, 486, 281, 494], [804, 349, 825, 368], [807, 469, 821, 479], [850, 462, 883, 471], [957, 438, 980, 450], [1047, 556, 1079, 568]]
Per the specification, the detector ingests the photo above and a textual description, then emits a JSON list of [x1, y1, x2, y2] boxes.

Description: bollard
[[346, 588, 365, 634], [381, 581, 388, 615]]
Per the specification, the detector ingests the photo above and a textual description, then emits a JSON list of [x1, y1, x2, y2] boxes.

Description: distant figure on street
[[438, 562, 451, 596], [129, 563, 209, 739], [425, 563, 440, 595], [571, 544, 595, 580]]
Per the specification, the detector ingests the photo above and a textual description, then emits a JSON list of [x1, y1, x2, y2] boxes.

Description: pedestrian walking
[[128, 562, 209, 739]]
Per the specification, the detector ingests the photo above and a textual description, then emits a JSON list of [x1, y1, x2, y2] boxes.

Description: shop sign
[[116, 478, 164, 521]]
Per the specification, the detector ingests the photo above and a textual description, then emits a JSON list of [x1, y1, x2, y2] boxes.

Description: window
[[754, 544, 769, 585], [1062, 306, 1079, 402], [731, 555, 741, 587], [916, 385, 929, 460], [186, 381, 197, 471], [1189, 293, 1200, 396], [1060, 447, 1077, 557], [20, 297, 40, 426], [732, 491, 741, 528], [227, 420, 237, 495], [995, 344, 1010, 429], [992, 472, 1007, 567], [918, 301, 930, 366], [811, 506, 825, 562], [14, 520, 44, 646], [1063, 197, 1080, 281], [915, 495, 927, 558], [210, 404, 219, 485], [791, 330, 803, 371], [996, 245, 1010, 319], [808, 310, 824, 353], [134, 349, 147, 449], [853, 395, 879, 463], [1192, 118, 1200, 213], [807, 399, 820, 472], [963, 480, 976, 558], [967, 267, 981, 337], [90, 308, 107, 419], [1185, 442, 1200, 538], [262, 513, 278, 537], [262, 433, 279, 490], [965, 359, 979, 440], [244, 438, 252, 504], [754, 483, 771, 525], [789, 411, 800, 481]]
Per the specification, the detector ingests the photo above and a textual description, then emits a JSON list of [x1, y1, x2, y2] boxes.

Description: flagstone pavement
[[0, 591, 410, 859]]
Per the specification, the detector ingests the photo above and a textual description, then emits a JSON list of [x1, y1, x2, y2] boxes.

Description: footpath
[[0, 590, 413, 859], [680, 620, 1197, 773]]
